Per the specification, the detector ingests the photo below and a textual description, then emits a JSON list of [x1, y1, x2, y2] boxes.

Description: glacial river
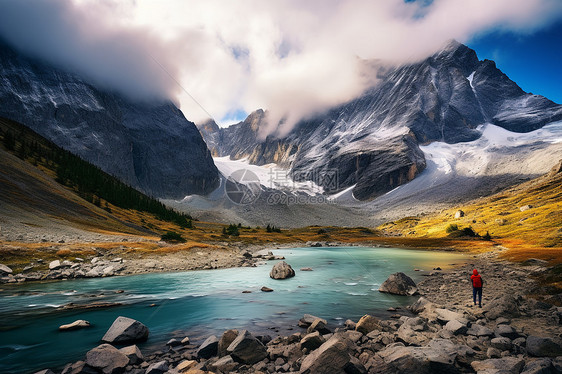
[[0, 246, 468, 373]]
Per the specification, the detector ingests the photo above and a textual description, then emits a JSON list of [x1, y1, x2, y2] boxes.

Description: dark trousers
[[473, 287, 482, 306]]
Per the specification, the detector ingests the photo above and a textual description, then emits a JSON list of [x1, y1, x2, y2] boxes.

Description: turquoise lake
[[0, 247, 469, 373]]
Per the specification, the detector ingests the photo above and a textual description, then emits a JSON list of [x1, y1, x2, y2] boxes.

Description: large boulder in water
[[101, 316, 149, 344], [269, 261, 295, 279], [379, 272, 418, 296], [85, 344, 129, 374]]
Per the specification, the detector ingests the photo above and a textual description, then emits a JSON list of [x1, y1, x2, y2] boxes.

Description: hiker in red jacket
[[471, 269, 483, 307]]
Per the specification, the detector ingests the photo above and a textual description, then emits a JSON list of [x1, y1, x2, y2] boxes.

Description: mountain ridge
[[0, 39, 220, 199], [199, 41, 562, 201]]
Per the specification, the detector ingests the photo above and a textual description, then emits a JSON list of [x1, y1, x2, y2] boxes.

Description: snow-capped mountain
[[200, 41, 562, 201], [0, 39, 219, 199]]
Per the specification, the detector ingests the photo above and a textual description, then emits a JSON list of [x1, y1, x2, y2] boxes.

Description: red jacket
[[471, 269, 483, 288]]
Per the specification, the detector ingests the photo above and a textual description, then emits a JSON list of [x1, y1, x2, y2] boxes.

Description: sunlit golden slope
[[378, 160, 562, 263]]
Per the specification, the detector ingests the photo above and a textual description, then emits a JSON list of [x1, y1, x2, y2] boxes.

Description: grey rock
[[85, 344, 129, 374], [491, 337, 512, 351], [59, 320, 90, 331], [521, 358, 554, 374], [467, 324, 494, 337], [445, 319, 468, 335], [434, 308, 465, 324], [101, 316, 149, 344], [307, 318, 330, 334], [471, 357, 525, 374], [145, 360, 168, 374], [299, 314, 321, 327], [495, 324, 520, 340], [49, 260, 61, 270], [260, 286, 274, 292], [60, 361, 98, 374], [483, 295, 521, 320], [300, 336, 351, 374], [218, 329, 239, 357], [409, 297, 435, 314], [226, 330, 267, 364], [300, 331, 326, 351], [378, 339, 459, 374], [0, 264, 13, 275], [34, 370, 56, 374], [119, 345, 144, 365], [197, 335, 219, 359], [269, 261, 295, 279], [379, 272, 418, 296], [526, 336, 562, 357], [166, 338, 181, 347], [207, 355, 238, 372]]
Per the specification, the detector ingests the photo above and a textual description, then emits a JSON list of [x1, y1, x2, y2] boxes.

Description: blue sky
[[468, 20, 562, 104]]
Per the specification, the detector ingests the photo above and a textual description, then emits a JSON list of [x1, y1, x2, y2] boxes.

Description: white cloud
[[1, 0, 561, 133]]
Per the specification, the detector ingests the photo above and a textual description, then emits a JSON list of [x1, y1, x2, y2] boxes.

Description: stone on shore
[[49, 260, 62, 270], [85, 344, 129, 374], [197, 335, 219, 359], [471, 357, 525, 374], [101, 316, 149, 344], [300, 336, 351, 374], [206, 355, 238, 372], [33, 370, 55, 374], [483, 295, 521, 320], [444, 319, 468, 335], [379, 272, 417, 296], [218, 329, 239, 357], [119, 345, 144, 365], [0, 264, 13, 275], [175, 360, 197, 373], [299, 314, 321, 327], [59, 320, 90, 331], [300, 331, 326, 351], [307, 318, 330, 334], [356, 314, 381, 335], [145, 360, 168, 374], [269, 261, 295, 279], [378, 339, 459, 373], [226, 330, 267, 364], [526, 336, 562, 357]]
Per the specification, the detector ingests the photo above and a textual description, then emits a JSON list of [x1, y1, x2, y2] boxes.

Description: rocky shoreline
[[0, 244, 294, 284], [32, 252, 562, 374], [0, 241, 362, 284]]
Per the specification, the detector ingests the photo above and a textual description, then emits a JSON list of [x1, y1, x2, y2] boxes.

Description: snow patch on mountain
[[373, 121, 562, 205]]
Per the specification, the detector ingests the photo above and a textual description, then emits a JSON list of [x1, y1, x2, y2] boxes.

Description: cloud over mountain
[[1, 0, 561, 134]]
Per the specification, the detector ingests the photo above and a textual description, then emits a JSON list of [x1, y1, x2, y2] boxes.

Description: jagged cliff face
[[0, 41, 219, 199], [200, 41, 562, 200]]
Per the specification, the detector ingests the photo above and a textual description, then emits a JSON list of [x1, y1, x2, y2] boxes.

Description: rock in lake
[[59, 320, 90, 331], [261, 286, 274, 292], [85, 344, 129, 374], [226, 330, 267, 364], [101, 316, 149, 344], [269, 261, 295, 279], [0, 264, 13, 275], [379, 272, 418, 296]]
